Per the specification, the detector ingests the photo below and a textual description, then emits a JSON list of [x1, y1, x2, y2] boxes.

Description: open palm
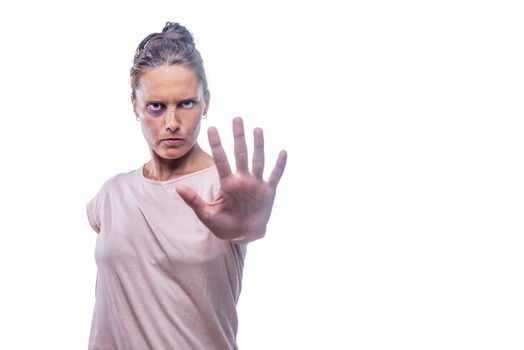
[[176, 117, 287, 244]]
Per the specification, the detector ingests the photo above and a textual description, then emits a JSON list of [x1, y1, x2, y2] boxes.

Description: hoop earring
[[202, 114, 208, 120], [135, 115, 140, 121]]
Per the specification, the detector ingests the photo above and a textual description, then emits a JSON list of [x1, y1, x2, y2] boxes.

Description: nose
[[165, 107, 179, 132]]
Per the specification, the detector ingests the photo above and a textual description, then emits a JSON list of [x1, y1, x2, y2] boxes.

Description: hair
[[130, 22, 208, 96]]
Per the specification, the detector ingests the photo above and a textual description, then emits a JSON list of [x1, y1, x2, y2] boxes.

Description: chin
[[155, 147, 191, 160], [161, 151, 188, 160]]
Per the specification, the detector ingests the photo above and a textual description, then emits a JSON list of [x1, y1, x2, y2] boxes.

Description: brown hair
[[130, 22, 208, 96]]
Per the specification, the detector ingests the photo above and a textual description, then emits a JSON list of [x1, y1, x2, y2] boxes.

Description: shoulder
[[107, 168, 140, 186], [86, 168, 141, 232], [88, 168, 141, 205], [97, 168, 141, 193]]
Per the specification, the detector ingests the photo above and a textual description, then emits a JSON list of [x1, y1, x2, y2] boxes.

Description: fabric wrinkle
[[87, 166, 244, 350]]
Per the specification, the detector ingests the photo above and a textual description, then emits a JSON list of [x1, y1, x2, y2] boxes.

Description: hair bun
[[162, 22, 195, 47], [131, 21, 208, 94]]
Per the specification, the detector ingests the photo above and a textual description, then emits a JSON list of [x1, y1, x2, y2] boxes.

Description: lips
[[162, 138, 184, 146]]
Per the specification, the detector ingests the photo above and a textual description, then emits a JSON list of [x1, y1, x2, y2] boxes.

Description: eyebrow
[[179, 96, 199, 101], [143, 95, 200, 103]]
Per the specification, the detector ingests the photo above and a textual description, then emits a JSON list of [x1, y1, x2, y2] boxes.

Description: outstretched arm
[[176, 117, 287, 244]]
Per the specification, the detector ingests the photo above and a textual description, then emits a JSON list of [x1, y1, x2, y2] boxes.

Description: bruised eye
[[146, 103, 165, 116], [180, 100, 195, 109]]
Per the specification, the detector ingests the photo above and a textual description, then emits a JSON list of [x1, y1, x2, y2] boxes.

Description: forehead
[[136, 64, 202, 100]]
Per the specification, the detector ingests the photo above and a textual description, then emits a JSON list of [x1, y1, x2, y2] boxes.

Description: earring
[[202, 114, 208, 120], [135, 115, 140, 121]]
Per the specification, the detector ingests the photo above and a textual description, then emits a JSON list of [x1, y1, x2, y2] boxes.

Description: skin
[[132, 64, 213, 179], [132, 64, 288, 244]]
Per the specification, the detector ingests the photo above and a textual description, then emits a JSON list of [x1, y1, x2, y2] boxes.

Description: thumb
[[175, 185, 208, 216]]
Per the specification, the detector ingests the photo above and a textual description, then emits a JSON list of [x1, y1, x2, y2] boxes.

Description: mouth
[[161, 138, 184, 146]]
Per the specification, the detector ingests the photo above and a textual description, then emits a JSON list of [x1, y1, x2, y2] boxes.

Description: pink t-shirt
[[86, 166, 246, 350]]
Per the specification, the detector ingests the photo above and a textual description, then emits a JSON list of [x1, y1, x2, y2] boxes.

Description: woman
[[86, 22, 287, 349]]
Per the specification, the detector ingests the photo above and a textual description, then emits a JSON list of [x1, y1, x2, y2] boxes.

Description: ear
[[203, 89, 211, 116], [131, 93, 139, 119]]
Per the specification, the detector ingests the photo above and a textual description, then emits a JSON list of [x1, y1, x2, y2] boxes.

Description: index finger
[[208, 126, 232, 179], [268, 150, 288, 188]]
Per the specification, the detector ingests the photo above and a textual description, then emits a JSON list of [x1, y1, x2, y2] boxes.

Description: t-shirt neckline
[[138, 164, 217, 186]]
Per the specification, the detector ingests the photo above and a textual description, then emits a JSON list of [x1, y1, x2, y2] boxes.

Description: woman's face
[[132, 64, 210, 162]]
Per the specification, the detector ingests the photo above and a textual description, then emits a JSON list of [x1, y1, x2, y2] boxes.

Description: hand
[[176, 117, 287, 244]]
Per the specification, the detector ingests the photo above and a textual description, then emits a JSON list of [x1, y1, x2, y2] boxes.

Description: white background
[[0, 0, 523, 349]]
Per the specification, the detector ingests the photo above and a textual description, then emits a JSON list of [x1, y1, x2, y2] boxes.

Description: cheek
[[141, 120, 159, 142], [194, 122, 201, 137], [187, 119, 202, 139], [178, 111, 202, 132]]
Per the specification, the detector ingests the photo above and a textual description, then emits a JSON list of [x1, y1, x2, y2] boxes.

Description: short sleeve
[[86, 193, 101, 233]]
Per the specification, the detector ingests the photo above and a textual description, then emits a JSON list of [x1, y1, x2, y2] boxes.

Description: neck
[[144, 144, 213, 181]]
